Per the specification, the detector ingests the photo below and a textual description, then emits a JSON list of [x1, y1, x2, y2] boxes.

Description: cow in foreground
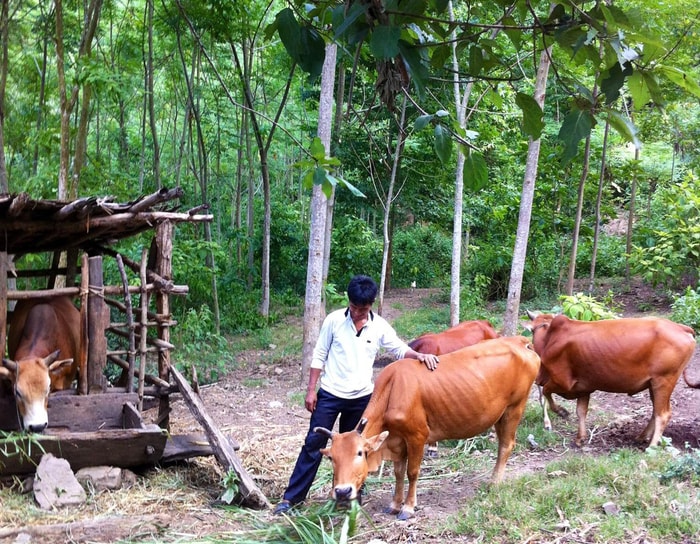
[[2, 296, 81, 432], [315, 336, 540, 520], [523, 311, 696, 447], [408, 319, 499, 457]]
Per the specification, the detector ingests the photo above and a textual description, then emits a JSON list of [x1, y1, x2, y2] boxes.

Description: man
[[273, 274, 440, 514]]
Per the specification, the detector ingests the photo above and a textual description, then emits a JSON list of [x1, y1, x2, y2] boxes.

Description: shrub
[[671, 285, 700, 331]]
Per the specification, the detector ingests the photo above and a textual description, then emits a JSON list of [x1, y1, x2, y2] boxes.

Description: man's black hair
[[347, 275, 378, 306]]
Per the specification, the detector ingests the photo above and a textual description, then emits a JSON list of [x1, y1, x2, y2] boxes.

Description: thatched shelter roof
[[0, 187, 212, 255]]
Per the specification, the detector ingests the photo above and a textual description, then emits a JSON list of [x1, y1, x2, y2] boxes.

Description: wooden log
[[108, 326, 175, 350], [87, 254, 107, 392], [170, 366, 270, 510], [160, 432, 240, 463], [79, 252, 89, 395], [106, 354, 169, 388], [7, 283, 189, 299], [155, 222, 174, 430]]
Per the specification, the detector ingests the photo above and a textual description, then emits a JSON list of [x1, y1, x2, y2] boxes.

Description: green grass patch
[[446, 448, 700, 543]]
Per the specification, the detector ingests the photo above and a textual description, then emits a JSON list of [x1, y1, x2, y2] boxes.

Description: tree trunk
[[589, 119, 610, 292], [301, 43, 336, 381], [502, 47, 552, 336], [565, 133, 592, 295], [146, 0, 161, 189], [378, 94, 408, 315], [0, 0, 7, 193]]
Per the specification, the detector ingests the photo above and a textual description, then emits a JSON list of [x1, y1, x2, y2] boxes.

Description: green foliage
[[575, 235, 628, 278], [559, 292, 621, 321], [659, 449, 700, 485], [220, 469, 240, 505], [328, 217, 382, 287], [175, 304, 232, 383], [671, 285, 700, 331], [630, 176, 700, 287], [390, 225, 452, 288], [0, 432, 45, 469]]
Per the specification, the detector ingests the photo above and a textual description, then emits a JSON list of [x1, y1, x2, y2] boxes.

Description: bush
[[671, 285, 700, 331], [390, 224, 452, 288]]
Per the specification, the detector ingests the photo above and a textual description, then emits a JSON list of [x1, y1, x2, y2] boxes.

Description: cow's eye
[[357, 450, 363, 457]]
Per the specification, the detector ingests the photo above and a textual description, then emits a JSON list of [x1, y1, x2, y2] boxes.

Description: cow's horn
[[314, 426, 333, 439], [356, 418, 367, 434], [526, 310, 538, 320]]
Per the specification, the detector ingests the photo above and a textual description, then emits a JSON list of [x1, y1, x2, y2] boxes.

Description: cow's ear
[[0, 364, 14, 380], [521, 321, 533, 332], [366, 430, 389, 452], [319, 447, 331, 458], [48, 358, 74, 373]]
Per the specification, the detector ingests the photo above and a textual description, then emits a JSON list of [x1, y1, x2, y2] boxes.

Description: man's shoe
[[273, 500, 293, 515]]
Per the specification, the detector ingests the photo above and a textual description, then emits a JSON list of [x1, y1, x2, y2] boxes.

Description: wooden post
[[1, 252, 7, 355], [155, 222, 173, 429], [138, 249, 149, 410], [116, 254, 136, 394], [79, 253, 90, 395], [87, 254, 107, 392]]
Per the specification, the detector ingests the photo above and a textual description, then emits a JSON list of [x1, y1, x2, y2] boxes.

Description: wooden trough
[[1, 189, 269, 509]]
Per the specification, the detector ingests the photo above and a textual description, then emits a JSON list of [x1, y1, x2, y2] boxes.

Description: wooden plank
[[0, 426, 167, 475], [170, 366, 270, 510], [0, 392, 141, 432]]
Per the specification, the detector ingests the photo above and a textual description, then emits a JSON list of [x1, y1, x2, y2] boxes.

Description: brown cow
[[2, 296, 80, 432], [315, 336, 540, 520], [408, 319, 498, 354], [523, 311, 696, 447], [408, 319, 499, 457]]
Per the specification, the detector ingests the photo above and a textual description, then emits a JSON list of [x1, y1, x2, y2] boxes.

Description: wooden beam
[[169, 366, 270, 510]]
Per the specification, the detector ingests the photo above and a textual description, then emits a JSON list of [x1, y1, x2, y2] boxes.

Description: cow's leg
[[398, 441, 425, 520], [544, 388, 570, 419], [491, 403, 527, 483], [538, 385, 552, 431], [643, 384, 672, 447], [382, 457, 405, 516], [574, 395, 590, 447]]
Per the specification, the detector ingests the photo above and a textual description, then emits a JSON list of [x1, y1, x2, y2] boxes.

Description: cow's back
[[8, 296, 81, 389], [408, 320, 498, 355], [366, 336, 540, 444]]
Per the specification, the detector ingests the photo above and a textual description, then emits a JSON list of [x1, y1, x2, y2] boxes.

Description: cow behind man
[[315, 336, 540, 520], [2, 296, 80, 432], [523, 311, 696, 447], [408, 319, 499, 457]]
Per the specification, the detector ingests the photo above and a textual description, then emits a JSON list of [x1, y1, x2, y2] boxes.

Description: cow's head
[[315, 418, 388, 507], [1, 350, 73, 433]]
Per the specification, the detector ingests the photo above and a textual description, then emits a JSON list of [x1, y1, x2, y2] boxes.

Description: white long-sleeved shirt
[[310, 307, 410, 399]]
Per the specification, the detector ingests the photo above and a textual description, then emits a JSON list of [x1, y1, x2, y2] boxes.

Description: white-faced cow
[[523, 311, 696, 447], [2, 296, 80, 432], [408, 319, 499, 457], [315, 336, 540, 520]]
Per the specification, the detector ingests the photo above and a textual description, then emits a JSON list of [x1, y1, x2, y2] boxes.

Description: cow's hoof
[[397, 509, 415, 521], [382, 506, 401, 515]]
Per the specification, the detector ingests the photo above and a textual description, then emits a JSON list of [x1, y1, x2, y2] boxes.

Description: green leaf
[[557, 109, 595, 165], [309, 137, 326, 160], [657, 66, 700, 98], [469, 45, 483, 76], [433, 124, 452, 165], [464, 150, 488, 192], [298, 26, 326, 79], [398, 40, 429, 96], [333, 2, 366, 39], [606, 110, 640, 149], [370, 25, 402, 59], [627, 71, 652, 110], [414, 114, 433, 131], [313, 166, 327, 187], [601, 62, 632, 104], [515, 92, 544, 139], [275, 9, 302, 63]]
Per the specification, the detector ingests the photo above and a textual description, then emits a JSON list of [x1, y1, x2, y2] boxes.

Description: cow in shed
[[408, 319, 499, 457], [523, 311, 696, 447], [2, 296, 81, 432], [315, 336, 540, 520]]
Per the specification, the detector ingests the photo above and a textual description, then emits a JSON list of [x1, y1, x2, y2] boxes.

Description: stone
[[33, 453, 86, 509]]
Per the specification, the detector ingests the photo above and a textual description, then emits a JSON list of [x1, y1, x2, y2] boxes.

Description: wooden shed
[[0, 188, 269, 509], [0, 188, 209, 468]]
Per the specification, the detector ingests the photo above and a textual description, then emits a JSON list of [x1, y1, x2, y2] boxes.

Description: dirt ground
[[3, 283, 700, 543]]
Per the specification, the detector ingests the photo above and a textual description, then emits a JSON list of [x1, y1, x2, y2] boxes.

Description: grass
[[446, 448, 700, 543]]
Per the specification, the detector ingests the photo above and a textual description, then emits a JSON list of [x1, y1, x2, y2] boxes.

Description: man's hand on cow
[[419, 353, 439, 371]]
